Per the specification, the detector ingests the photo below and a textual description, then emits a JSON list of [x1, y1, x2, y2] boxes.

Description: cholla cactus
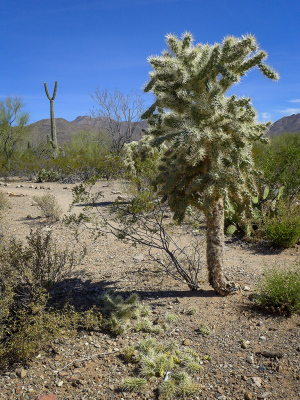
[[123, 135, 167, 194], [142, 32, 279, 295], [121, 337, 203, 398]]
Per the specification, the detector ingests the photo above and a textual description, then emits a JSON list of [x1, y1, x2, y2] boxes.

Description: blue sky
[[1, 0, 299, 124]]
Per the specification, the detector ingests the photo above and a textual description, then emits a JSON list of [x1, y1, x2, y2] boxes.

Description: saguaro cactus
[[44, 81, 58, 155]]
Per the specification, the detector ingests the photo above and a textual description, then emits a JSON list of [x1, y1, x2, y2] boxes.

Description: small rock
[[56, 380, 64, 387], [26, 214, 32, 219], [259, 336, 266, 341], [241, 339, 250, 349], [258, 366, 266, 372], [258, 320, 263, 326], [182, 339, 192, 346], [16, 368, 27, 379], [243, 285, 251, 291], [244, 391, 253, 400], [257, 392, 270, 399], [246, 355, 254, 364], [73, 361, 81, 368], [35, 395, 57, 400], [252, 376, 262, 387], [15, 386, 22, 394], [58, 371, 69, 377]]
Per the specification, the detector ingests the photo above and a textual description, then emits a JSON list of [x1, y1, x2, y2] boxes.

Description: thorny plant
[[66, 181, 204, 291], [121, 337, 203, 398], [100, 290, 174, 336]]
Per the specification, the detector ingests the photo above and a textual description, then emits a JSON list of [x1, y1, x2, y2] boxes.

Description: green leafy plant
[[35, 168, 61, 182], [255, 133, 300, 203], [254, 262, 300, 314], [33, 192, 63, 221], [263, 201, 300, 247]]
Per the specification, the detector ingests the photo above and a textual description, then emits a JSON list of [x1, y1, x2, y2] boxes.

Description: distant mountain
[[267, 113, 300, 136], [28, 113, 300, 144], [27, 116, 148, 144]]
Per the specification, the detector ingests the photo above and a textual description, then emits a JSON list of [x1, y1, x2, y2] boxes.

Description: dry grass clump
[[33, 192, 62, 221]]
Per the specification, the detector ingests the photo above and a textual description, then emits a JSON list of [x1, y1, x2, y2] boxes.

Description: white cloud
[[261, 112, 271, 120], [289, 99, 300, 103], [277, 108, 300, 115]]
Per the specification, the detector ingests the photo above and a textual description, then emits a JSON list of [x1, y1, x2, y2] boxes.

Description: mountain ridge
[[267, 113, 300, 136], [27, 116, 148, 144], [27, 113, 300, 144]]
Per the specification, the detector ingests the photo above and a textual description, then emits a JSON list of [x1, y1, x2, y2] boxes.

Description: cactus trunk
[[49, 99, 57, 151], [205, 197, 239, 295], [44, 81, 58, 157]]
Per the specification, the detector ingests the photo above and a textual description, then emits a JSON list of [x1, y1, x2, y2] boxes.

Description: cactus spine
[[44, 81, 58, 155]]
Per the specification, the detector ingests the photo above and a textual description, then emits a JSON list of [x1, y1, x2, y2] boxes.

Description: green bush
[[254, 133, 300, 202], [254, 263, 300, 314], [263, 201, 300, 247], [33, 192, 63, 221], [35, 168, 61, 183]]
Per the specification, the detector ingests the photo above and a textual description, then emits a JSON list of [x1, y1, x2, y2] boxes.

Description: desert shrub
[[0, 229, 100, 368], [0, 190, 9, 213], [0, 191, 9, 238], [0, 229, 78, 296], [0, 297, 102, 369], [33, 192, 62, 221], [263, 201, 300, 247], [35, 168, 61, 183], [255, 133, 300, 202], [254, 262, 300, 314]]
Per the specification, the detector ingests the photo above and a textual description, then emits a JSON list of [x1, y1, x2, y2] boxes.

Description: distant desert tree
[[142, 32, 279, 295], [0, 96, 29, 169], [90, 88, 145, 155]]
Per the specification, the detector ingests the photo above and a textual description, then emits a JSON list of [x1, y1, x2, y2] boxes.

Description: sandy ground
[[0, 178, 300, 400]]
